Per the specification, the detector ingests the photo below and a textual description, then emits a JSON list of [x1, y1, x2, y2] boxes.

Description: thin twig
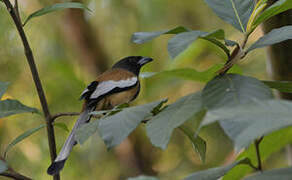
[[2, 0, 60, 179], [255, 136, 264, 171], [14, 0, 21, 23], [217, 34, 249, 75], [0, 158, 32, 180], [51, 112, 80, 122], [248, 161, 259, 171], [0, 171, 32, 180], [240, 34, 249, 50]]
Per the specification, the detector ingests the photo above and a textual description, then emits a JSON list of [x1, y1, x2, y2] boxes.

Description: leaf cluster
[[1, 0, 292, 179]]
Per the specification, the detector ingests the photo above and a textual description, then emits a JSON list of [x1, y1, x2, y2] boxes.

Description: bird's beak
[[138, 57, 153, 66]]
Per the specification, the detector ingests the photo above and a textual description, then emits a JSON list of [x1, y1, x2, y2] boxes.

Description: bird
[[47, 56, 153, 175]]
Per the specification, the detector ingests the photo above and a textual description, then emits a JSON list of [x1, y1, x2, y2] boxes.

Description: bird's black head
[[112, 56, 153, 76]]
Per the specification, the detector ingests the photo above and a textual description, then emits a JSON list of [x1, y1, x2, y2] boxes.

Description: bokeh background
[[0, 0, 275, 179]]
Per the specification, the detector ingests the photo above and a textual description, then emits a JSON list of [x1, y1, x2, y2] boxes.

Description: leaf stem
[[2, 0, 60, 179], [217, 34, 248, 75], [254, 136, 264, 171], [51, 112, 80, 122], [246, 0, 267, 34]]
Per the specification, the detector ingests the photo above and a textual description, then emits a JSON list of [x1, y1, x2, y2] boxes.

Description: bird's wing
[[80, 68, 138, 101], [89, 76, 137, 99]]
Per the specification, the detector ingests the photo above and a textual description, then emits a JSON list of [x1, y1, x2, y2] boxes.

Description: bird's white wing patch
[[80, 88, 89, 97], [90, 77, 137, 99]]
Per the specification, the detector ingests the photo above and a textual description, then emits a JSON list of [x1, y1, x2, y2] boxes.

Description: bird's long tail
[[47, 108, 92, 175]]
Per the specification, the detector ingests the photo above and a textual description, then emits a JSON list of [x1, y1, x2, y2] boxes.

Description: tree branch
[[2, 0, 60, 179], [217, 34, 248, 75], [0, 158, 33, 180], [254, 136, 264, 171], [0, 171, 32, 180], [13, 0, 21, 23]]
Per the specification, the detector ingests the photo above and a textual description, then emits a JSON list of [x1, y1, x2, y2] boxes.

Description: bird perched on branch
[[47, 56, 153, 175]]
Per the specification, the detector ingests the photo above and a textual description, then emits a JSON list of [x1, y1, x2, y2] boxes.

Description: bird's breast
[[95, 82, 140, 110]]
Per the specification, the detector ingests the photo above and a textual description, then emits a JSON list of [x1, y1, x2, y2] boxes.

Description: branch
[[0, 171, 32, 180], [2, 0, 59, 179], [217, 34, 248, 75], [13, 0, 21, 23], [51, 112, 80, 122], [254, 136, 264, 171], [0, 158, 32, 180]]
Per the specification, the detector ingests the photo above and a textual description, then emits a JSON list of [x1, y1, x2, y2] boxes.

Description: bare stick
[[2, 0, 60, 179]]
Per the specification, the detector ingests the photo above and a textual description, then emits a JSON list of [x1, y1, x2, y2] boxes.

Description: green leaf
[[253, 0, 292, 29], [223, 126, 292, 180], [76, 99, 167, 148], [140, 65, 242, 83], [204, 0, 255, 32], [168, 31, 206, 58], [201, 74, 273, 150], [0, 99, 39, 118], [200, 37, 230, 58], [127, 176, 160, 180], [247, 25, 292, 52], [0, 82, 9, 99], [3, 124, 46, 158], [203, 100, 292, 150], [142, 67, 217, 82], [263, 80, 292, 93], [168, 29, 228, 59], [0, 160, 8, 173], [244, 167, 292, 180], [23, 2, 91, 26], [131, 26, 189, 44], [202, 74, 273, 110], [146, 92, 203, 149], [54, 122, 69, 132], [179, 124, 206, 162], [183, 158, 251, 180]]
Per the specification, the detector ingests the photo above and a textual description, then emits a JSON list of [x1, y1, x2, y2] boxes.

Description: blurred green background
[[0, 0, 274, 179]]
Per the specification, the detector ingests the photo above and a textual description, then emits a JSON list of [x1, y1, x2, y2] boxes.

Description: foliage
[[75, 99, 167, 148], [128, 0, 292, 178], [244, 167, 292, 180], [146, 92, 202, 149], [247, 25, 292, 52], [1, 0, 292, 179], [3, 124, 46, 159], [252, 0, 292, 31], [23, 2, 91, 26], [204, 0, 255, 32], [0, 82, 39, 118], [184, 158, 252, 180]]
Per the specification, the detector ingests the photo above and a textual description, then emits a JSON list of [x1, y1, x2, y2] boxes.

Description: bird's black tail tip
[[47, 159, 66, 175]]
